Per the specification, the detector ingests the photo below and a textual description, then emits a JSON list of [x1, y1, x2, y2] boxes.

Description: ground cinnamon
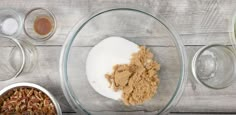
[[34, 16, 53, 36]]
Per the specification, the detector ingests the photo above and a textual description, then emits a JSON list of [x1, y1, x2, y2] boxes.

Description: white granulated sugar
[[86, 36, 139, 100], [1, 18, 18, 35]]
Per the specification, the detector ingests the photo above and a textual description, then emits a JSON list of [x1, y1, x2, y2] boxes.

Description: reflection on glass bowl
[[60, 8, 187, 114]]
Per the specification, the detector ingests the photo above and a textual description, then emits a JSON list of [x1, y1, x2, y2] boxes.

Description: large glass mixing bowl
[[60, 8, 187, 114]]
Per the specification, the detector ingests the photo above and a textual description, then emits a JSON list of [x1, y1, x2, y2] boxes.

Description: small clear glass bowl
[[60, 8, 187, 114], [0, 36, 25, 81], [9, 39, 38, 73], [0, 36, 38, 81], [191, 44, 236, 89], [24, 8, 56, 41], [0, 9, 23, 37]]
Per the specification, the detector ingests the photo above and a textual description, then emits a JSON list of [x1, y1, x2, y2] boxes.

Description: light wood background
[[0, 0, 236, 114]]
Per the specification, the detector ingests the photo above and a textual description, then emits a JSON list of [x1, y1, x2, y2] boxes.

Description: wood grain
[[0, 0, 235, 46], [0, 46, 236, 114], [0, 0, 235, 114]]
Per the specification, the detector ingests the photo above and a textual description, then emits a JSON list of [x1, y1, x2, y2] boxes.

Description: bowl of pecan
[[0, 82, 62, 114]]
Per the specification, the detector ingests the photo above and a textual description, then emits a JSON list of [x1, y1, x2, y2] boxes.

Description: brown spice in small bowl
[[34, 16, 53, 36], [0, 87, 56, 114]]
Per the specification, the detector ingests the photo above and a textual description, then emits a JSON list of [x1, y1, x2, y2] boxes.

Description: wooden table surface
[[0, 0, 236, 114]]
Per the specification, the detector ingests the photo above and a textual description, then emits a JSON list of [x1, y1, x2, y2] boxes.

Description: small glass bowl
[[24, 8, 56, 41], [0, 36, 25, 81], [0, 9, 23, 37], [191, 44, 236, 89], [0, 36, 38, 81], [9, 39, 38, 73]]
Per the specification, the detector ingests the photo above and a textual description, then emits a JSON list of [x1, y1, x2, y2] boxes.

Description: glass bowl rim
[[0, 35, 25, 81], [59, 7, 188, 114], [191, 44, 236, 89]]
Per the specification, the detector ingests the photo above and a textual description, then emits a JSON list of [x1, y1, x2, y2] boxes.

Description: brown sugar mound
[[105, 46, 160, 106]]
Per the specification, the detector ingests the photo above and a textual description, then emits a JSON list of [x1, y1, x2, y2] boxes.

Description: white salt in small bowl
[[0, 9, 23, 37]]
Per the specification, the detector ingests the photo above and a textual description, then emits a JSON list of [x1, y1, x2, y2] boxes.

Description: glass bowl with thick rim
[[191, 44, 236, 89], [24, 8, 57, 41], [0, 36, 25, 81], [60, 7, 187, 114]]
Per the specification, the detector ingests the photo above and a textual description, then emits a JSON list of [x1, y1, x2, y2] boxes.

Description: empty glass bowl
[[9, 39, 38, 73], [191, 44, 236, 89], [24, 8, 56, 41], [0, 36, 38, 81], [60, 8, 187, 114], [0, 36, 25, 81]]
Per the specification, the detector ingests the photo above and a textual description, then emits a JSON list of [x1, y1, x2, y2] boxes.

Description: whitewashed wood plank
[[0, 0, 235, 46], [0, 0, 235, 114], [0, 46, 236, 113], [0, 32, 232, 47]]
